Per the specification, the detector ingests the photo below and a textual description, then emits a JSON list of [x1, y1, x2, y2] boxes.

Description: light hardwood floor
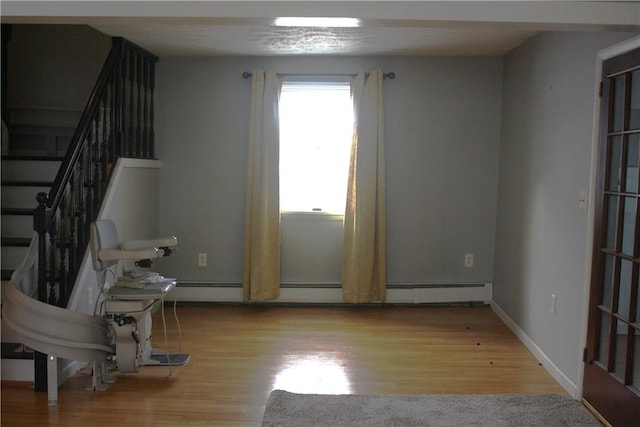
[[1, 304, 567, 426]]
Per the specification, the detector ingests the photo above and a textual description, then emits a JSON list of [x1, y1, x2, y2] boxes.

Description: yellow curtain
[[242, 70, 281, 301], [342, 69, 387, 303]]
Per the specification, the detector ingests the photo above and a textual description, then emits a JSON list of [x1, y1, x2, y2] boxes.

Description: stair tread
[[1, 237, 31, 247], [1, 208, 35, 215], [2, 155, 65, 161], [1, 180, 53, 187]]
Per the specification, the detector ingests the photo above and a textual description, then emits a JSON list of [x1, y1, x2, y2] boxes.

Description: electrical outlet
[[578, 189, 588, 211], [464, 253, 474, 268], [551, 294, 557, 314], [198, 252, 207, 267]]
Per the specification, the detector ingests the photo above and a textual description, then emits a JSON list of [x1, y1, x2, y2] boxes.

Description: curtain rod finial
[[242, 71, 252, 79]]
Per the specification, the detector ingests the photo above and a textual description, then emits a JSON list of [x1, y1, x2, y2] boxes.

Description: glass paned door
[[583, 47, 640, 427]]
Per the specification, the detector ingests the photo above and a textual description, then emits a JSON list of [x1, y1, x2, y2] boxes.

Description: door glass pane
[[606, 195, 619, 250], [630, 69, 640, 130], [618, 259, 633, 319], [622, 198, 637, 256], [613, 320, 628, 380], [602, 254, 615, 308], [612, 75, 626, 132], [609, 136, 623, 191], [627, 134, 639, 194], [598, 311, 611, 367]]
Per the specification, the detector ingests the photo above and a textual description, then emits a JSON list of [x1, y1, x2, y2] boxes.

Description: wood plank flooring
[[1, 304, 567, 426]]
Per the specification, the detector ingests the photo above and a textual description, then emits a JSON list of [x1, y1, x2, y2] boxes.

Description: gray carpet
[[262, 390, 601, 426]]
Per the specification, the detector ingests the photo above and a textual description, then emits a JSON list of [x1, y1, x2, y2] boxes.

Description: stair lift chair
[[90, 219, 190, 375], [2, 220, 190, 405]]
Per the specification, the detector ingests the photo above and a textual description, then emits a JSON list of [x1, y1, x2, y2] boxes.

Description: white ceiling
[[89, 22, 540, 57], [3, 1, 639, 57]]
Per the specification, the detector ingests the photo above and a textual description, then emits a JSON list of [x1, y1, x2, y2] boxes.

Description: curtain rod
[[242, 71, 395, 79]]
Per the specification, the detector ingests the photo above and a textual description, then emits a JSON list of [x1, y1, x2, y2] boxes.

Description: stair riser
[[1, 159, 61, 182], [1, 247, 29, 271], [1, 216, 33, 238], [1, 185, 50, 208]]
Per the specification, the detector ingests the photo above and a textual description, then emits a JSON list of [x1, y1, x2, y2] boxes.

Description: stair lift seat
[[90, 220, 189, 374]]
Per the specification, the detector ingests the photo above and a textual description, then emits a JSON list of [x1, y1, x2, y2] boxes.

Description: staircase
[[1, 34, 159, 388]]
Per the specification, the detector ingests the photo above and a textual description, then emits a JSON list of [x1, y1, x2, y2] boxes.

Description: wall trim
[[170, 282, 492, 304], [491, 301, 578, 399]]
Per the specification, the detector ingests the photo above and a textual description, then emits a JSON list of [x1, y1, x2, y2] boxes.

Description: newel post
[[33, 192, 51, 392], [34, 192, 51, 303]]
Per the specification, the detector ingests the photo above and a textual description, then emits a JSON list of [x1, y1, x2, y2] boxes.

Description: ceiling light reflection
[[272, 353, 352, 394]]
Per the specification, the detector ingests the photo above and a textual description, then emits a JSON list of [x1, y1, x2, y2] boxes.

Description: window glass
[[612, 75, 626, 132], [279, 81, 353, 214], [609, 136, 622, 191], [626, 134, 639, 194]]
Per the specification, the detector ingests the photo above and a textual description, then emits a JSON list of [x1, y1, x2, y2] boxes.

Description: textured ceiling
[[90, 23, 540, 57], [4, 1, 639, 58]]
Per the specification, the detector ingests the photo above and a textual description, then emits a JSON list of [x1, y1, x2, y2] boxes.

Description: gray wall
[[493, 31, 636, 386], [155, 56, 503, 288]]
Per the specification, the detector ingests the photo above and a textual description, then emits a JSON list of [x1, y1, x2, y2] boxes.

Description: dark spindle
[[58, 198, 68, 306], [136, 54, 143, 156], [68, 174, 78, 288], [128, 49, 135, 156], [149, 60, 155, 158], [142, 58, 150, 157], [115, 52, 124, 157], [48, 219, 57, 305]]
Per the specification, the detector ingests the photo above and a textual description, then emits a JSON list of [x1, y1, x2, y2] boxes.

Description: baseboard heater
[[169, 282, 492, 304]]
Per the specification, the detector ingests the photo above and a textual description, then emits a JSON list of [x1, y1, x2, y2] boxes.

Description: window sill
[[281, 211, 344, 222]]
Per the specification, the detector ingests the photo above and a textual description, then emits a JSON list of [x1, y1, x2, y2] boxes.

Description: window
[[279, 81, 353, 214]]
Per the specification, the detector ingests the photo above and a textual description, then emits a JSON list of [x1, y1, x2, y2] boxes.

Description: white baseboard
[[490, 301, 578, 399], [388, 283, 492, 304], [168, 282, 492, 304], [1, 358, 33, 382]]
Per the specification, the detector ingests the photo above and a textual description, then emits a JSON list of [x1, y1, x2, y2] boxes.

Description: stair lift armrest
[[121, 236, 177, 251], [121, 236, 177, 256], [98, 247, 162, 262]]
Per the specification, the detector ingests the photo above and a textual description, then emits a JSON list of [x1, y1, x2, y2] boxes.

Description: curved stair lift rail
[[2, 277, 114, 405], [2, 280, 112, 363]]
